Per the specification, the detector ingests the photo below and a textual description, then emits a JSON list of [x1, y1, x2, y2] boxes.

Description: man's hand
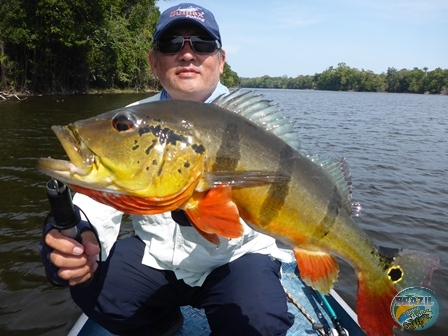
[[45, 229, 100, 286]]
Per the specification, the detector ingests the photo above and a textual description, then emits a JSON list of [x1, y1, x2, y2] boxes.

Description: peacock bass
[[37, 91, 439, 336]]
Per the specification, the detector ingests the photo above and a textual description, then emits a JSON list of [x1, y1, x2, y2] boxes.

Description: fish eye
[[112, 112, 137, 132]]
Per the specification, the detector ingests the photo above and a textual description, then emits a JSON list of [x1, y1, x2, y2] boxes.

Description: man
[[40, 3, 294, 335]]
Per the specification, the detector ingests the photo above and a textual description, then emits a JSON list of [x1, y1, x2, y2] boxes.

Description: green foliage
[[87, 1, 158, 89], [241, 63, 448, 95], [0, 0, 159, 93], [220, 62, 241, 88]]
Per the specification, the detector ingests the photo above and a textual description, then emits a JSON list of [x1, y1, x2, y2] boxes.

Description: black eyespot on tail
[[388, 266, 404, 283]]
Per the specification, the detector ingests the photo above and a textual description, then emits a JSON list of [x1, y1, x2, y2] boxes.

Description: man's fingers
[[81, 230, 101, 256], [45, 228, 100, 285], [58, 260, 98, 285], [50, 250, 88, 268], [45, 229, 84, 255], [45, 229, 100, 256]]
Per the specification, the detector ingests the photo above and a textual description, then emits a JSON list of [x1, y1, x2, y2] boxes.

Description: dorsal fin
[[308, 155, 362, 216], [212, 90, 301, 150], [213, 90, 361, 217]]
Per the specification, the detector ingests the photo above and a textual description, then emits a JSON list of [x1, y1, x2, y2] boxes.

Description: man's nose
[[179, 41, 196, 60]]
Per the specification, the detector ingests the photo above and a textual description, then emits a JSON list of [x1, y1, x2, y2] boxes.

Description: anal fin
[[293, 248, 339, 294]]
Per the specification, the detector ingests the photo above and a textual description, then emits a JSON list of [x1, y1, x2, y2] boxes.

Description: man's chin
[[171, 84, 211, 101]]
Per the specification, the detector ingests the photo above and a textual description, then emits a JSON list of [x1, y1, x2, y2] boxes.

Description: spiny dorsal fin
[[308, 155, 362, 216], [212, 90, 301, 151], [213, 90, 361, 216]]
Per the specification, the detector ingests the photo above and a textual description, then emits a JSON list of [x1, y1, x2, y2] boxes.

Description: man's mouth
[[177, 67, 199, 75]]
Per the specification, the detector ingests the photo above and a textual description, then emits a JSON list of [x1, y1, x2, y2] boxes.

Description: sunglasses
[[155, 36, 221, 55]]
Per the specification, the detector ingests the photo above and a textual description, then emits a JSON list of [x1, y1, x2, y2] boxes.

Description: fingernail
[[73, 246, 83, 255]]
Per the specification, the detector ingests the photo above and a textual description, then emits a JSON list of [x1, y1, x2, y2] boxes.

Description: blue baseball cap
[[154, 3, 221, 44]]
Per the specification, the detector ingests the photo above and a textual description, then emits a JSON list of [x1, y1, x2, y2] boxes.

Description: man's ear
[[149, 50, 158, 76], [219, 49, 226, 74]]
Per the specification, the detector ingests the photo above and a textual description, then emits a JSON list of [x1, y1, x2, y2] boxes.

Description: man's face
[[149, 25, 226, 102]]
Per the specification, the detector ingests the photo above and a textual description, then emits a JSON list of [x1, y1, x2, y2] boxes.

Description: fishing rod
[[45, 179, 82, 242], [44, 179, 101, 288], [315, 290, 348, 336]]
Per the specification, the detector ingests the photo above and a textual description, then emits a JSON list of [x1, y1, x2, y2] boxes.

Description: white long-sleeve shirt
[[73, 83, 292, 287]]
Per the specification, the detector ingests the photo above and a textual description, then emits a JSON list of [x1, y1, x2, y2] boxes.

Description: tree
[[423, 67, 448, 94], [407, 67, 424, 93], [316, 66, 338, 90], [220, 62, 240, 88], [334, 62, 357, 91], [0, 0, 36, 91], [0, 0, 159, 93], [386, 67, 400, 92]]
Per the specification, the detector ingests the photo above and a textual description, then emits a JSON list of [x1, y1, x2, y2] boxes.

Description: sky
[[156, 0, 448, 78]]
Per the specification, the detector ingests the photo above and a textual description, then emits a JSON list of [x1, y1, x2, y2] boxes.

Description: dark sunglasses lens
[[157, 36, 218, 54], [190, 37, 218, 54], [158, 36, 184, 54]]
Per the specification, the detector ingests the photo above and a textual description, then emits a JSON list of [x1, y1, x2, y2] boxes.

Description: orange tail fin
[[356, 272, 401, 336], [355, 247, 439, 335], [293, 248, 339, 294]]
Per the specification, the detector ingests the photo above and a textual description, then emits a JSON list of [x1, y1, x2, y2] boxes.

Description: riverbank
[[0, 88, 159, 101], [0, 91, 28, 101]]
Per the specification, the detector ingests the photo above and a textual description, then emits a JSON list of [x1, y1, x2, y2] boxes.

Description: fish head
[[37, 107, 206, 208]]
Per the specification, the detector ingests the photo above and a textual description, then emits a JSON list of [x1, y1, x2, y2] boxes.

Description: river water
[[0, 90, 446, 335]]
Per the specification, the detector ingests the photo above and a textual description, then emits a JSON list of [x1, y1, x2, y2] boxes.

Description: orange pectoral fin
[[184, 186, 244, 242], [293, 248, 339, 294]]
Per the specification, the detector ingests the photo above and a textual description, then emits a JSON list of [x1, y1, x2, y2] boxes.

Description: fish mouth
[[37, 125, 95, 178]]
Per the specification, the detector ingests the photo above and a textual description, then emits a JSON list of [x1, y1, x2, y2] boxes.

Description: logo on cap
[[170, 6, 205, 23]]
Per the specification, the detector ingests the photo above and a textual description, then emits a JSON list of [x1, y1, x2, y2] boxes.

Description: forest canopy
[[1, 0, 156, 93], [240, 63, 448, 95], [0, 2, 446, 95]]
